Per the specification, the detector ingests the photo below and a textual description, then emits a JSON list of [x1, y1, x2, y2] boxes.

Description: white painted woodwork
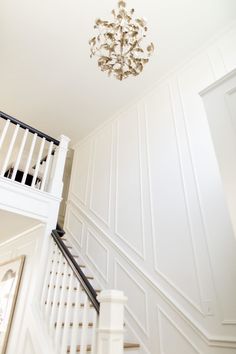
[[64, 23, 236, 354], [41, 141, 54, 191], [97, 290, 127, 354], [1, 123, 20, 176], [86, 229, 108, 282], [32, 137, 46, 187], [200, 69, 236, 325], [41, 238, 55, 311], [0, 119, 10, 151], [22, 133, 37, 185], [71, 140, 92, 206], [90, 125, 113, 226], [54, 262, 70, 349], [79, 295, 89, 354], [201, 69, 236, 237], [60, 272, 75, 354], [0, 130, 70, 231], [70, 282, 82, 353], [11, 128, 29, 181], [90, 310, 98, 354], [49, 135, 71, 197]]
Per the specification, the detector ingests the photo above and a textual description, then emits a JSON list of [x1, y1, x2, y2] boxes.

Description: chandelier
[[89, 0, 154, 81]]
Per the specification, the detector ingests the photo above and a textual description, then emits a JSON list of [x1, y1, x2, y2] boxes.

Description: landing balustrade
[[0, 111, 69, 196]]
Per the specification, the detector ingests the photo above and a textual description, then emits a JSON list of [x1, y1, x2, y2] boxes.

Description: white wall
[[64, 23, 236, 353], [201, 69, 236, 237]]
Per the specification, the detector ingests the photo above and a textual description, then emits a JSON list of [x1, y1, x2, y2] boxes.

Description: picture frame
[[0, 256, 25, 354]]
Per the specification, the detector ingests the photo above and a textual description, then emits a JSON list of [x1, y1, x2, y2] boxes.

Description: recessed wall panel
[[90, 125, 113, 225], [115, 261, 148, 334], [115, 107, 144, 258], [67, 209, 84, 247], [71, 140, 92, 205], [146, 82, 201, 307], [86, 229, 108, 281]]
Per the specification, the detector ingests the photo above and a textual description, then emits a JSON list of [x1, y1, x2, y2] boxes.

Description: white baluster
[[69, 282, 82, 354], [40, 238, 55, 310], [45, 249, 61, 319], [80, 295, 90, 354], [0, 119, 10, 151], [60, 274, 76, 354], [40, 141, 54, 191], [49, 252, 64, 331], [22, 133, 37, 185], [55, 262, 70, 349], [32, 137, 45, 187], [11, 128, 29, 181], [1, 124, 20, 176], [90, 309, 98, 354]]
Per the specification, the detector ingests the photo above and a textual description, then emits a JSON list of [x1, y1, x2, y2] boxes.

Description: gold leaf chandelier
[[89, 0, 154, 81]]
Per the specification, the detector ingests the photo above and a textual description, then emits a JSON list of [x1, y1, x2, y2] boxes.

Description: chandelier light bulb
[[89, 0, 154, 81]]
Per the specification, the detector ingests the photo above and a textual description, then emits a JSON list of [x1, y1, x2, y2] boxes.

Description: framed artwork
[[0, 256, 25, 354]]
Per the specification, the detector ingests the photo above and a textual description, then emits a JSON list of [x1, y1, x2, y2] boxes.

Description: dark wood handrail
[[51, 229, 100, 313], [0, 111, 60, 146]]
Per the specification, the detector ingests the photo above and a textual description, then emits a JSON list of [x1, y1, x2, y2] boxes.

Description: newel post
[[97, 290, 127, 354], [49, 134, 70, 197]]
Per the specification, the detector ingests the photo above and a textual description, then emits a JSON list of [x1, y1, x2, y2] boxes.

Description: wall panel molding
[[157, 307, 201, 354], [89, 124, 113, 227], [114, 107, 146, 260], [86, 228, 109, 282], [70, 140, 92, 206], [65, 207, 84, 248], [144, 83, 205, 316], [114, 259, 149, 336]]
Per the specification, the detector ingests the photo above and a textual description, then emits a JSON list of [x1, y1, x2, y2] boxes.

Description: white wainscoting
[[65, 23, 236, 354], [86, 228, 109, 282]]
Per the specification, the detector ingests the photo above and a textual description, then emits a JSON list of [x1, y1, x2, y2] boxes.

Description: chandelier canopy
[[89, 0, 154, 81]]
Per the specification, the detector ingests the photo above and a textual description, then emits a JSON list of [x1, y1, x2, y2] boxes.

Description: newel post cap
[[58, 134, 71, 148], [97, 290, 128, 304]]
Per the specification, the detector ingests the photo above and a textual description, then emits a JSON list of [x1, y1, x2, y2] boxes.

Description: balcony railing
[[0, 111, 69, 196]]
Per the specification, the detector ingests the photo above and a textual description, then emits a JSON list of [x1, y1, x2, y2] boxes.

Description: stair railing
[[41, 229, 127, 354], [0, 111, 69, 196]]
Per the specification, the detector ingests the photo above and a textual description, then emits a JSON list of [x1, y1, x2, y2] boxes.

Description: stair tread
[[45, 301, 96, 308], [67, 343, 140, 352], [55, 322, 94, 328]]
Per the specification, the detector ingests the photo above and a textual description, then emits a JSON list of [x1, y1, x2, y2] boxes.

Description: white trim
[[200, 68, 236, 96]]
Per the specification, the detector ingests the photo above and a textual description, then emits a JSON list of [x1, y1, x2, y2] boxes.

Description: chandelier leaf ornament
[[89, 0, 154, 81]]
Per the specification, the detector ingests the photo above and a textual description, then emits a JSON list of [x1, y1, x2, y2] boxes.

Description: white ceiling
[[0, 0, 236, 143]]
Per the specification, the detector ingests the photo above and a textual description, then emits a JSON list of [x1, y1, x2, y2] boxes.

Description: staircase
[[0, 111, 140, 354], [41, 228, 140, 354]]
